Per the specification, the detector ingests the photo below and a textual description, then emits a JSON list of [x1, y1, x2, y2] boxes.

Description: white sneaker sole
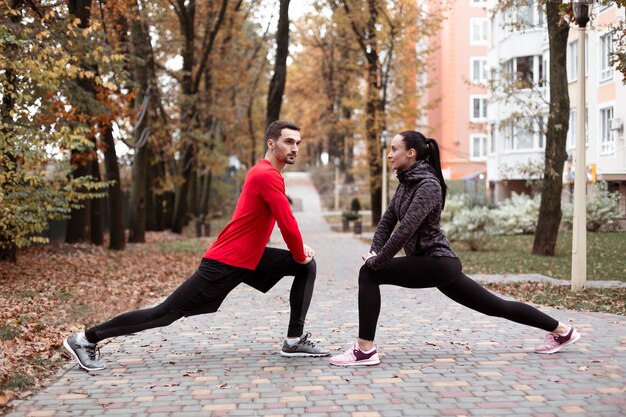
[[535, 332, 581, 354], [280, 351, 331, 357], [63, 338, 106, 371], [329, 358, 381, 367]]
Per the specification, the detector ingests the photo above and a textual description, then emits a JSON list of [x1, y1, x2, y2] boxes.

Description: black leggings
[[358, 256, 558, 341], [86, 248, 316, 343]]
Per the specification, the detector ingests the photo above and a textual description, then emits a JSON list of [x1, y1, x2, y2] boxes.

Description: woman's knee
[[358, 265, 377, 286]]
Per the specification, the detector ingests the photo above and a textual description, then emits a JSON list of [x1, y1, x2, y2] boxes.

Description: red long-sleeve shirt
[[203, 159, 306, 269]]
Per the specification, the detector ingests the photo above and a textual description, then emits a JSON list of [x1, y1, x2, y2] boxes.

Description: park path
[[5, 172, 626, 417]]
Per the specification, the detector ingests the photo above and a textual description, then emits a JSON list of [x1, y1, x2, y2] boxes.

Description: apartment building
[[426, 0, 490, 180], [486, 1, 626, 210]]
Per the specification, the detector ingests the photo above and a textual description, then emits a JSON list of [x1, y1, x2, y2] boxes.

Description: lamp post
[[571, 0, 591, 291], [334, 157, 340, 211], [381, 130, 391, 211]]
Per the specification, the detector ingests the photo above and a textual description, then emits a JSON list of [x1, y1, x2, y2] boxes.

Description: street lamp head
[[381, 130, 391, 147], [572, 0, 592, 28]]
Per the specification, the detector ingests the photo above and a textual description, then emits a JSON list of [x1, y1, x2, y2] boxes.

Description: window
[[503, 56, 544, 88], [470, 96, 488, 121], [470, 58, 488, 83], [600, 107, 614, 154], [568, 109, 577, 148], [568, 41, 578, 81], [504, 125, 514, 151], [501, 123, 544, 151], [470, 18, 488, 44], [470, 135, 488, 160], [600, 32, 614, 82], [567, 37, 588, 82], [517, 2, 534, 27], [490, 124, 496, 154], [516, 126, 534, 150]]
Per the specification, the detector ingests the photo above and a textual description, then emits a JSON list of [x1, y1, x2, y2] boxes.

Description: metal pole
[[334, 160, 340, 211], [571, 26, 587, 291]]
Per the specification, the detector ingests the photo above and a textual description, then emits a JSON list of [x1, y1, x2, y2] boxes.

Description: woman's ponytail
[[424, 138, 447, 209]]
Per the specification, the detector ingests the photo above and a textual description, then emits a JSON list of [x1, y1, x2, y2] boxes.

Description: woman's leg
[[358, 256, 462, 342], [437, 274, 558, 331]]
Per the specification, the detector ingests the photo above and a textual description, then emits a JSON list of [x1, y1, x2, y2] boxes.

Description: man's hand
[[297, 244, 315, 264], [362, 251, 377, 262]]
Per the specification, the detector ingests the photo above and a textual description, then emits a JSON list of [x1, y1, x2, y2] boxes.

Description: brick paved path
[[5, 172, 626, 417]]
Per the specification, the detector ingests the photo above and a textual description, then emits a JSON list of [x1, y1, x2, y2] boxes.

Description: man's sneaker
[[280, 332, 330, 357], [535, 326, 581, 354], [63, 333, 106, 371], [329, 342, 380, 366]]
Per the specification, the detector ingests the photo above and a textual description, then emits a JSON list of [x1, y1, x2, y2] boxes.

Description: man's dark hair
[[265, 120, 300, 142]]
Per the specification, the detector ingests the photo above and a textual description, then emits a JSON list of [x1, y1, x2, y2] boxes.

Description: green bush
[[492, 193, 540, 235], [442, 206, 494, 251], [561, 182, 624, 232]]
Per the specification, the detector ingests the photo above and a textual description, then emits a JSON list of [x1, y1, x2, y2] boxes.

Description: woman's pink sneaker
[[535, 327, 581, 354], [329, 342, 381, 366]]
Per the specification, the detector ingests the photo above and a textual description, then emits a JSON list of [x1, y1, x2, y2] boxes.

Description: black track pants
[[358, 256, 558, 341], [85, 248, 316, 343]]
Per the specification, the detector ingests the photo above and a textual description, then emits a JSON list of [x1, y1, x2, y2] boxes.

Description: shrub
[[492, 193, 540, 235], [442, 206, 494, 251], [440, 194, 467, 224], [561, 182, 624, 232]]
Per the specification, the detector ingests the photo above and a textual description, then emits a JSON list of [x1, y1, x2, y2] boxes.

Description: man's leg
[[244, 247, 329, 357], [65, 259, 245, 371]]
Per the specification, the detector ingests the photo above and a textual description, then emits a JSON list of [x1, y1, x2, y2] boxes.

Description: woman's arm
[[366, 180, 441, 270], [370, 192, 398, 253]]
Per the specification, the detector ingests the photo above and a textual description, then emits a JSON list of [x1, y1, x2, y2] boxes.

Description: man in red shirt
[[64, 120, 330, 372]]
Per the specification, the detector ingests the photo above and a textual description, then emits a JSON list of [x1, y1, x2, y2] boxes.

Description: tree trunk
[[128, 2, 154, 243], [66, 0, 98, 244], [172, 144, 194, 233], [101, 126, 126, 250], [266, 0, 290, 126], [90, 150, 104, 245], [0, 63, 17, 262], [66, 151, 92, 243], [532, 1, 570, 256]]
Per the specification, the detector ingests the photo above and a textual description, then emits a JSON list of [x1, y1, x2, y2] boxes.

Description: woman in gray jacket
[[330, 130, 580, 367]]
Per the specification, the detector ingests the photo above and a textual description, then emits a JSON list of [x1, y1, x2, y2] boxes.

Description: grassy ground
[[456, 232, 626, 282]]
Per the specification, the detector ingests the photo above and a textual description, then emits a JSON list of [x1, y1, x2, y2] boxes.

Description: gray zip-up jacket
[[366, 160, 457, 270]]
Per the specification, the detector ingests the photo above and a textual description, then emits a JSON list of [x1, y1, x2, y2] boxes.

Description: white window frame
[[470, 0, 488, 6], [599, 105, 615, 155], [567, 109, 577, 149], [470, 57, 488, 84], [469, 95, 488, 121], [470, 18, 488, 45], [600, 32, 614, 82], [568, 40, 579, 82], [514, 125, 536, 151], [568, 36, 589, 83], [470, 134, 488, 161]]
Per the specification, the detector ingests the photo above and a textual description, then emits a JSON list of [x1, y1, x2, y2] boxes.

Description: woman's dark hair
[[399, 130, 448, 208]]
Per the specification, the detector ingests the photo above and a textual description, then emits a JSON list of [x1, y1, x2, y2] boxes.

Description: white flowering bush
[[561, 182, 624, 232], [491, 193, 541, 235], [442, 206, 494, 251], [440, 194, 467, 224]]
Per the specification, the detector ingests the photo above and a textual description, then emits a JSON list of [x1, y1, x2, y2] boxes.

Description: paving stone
[[3, 173, 625, 417]]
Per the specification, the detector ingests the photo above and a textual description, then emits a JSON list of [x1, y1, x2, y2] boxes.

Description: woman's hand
[[361, 251, 377, 262]]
